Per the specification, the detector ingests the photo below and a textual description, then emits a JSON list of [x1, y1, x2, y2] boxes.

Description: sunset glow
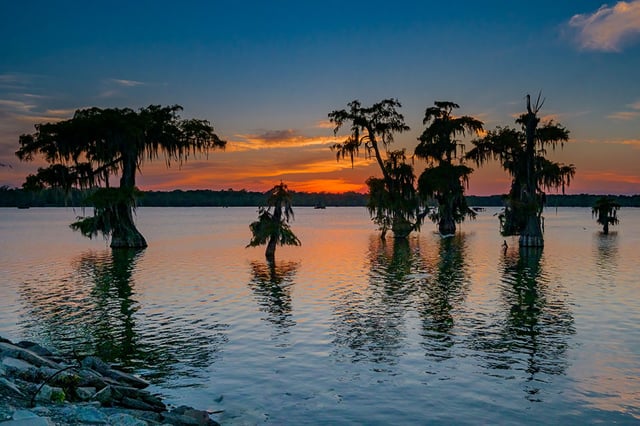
[[1, 2, 638, 195]]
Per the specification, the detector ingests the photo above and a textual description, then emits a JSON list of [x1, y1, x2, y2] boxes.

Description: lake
[[1, 206, 639, 424]]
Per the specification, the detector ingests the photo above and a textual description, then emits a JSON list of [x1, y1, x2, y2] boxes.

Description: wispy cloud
[[110, 78, 145, 87], [99, 78, 147, 98], [314, 120, 335, 129], [604, 138, 640, 148], [607, 100, 640, 120], [230, 129, 339, 152], [0, 99, 36, 113], [568, 1, 640, 51]]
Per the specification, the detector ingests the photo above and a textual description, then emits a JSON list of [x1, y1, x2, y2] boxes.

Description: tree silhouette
[[329, 99, 424, 238], [415, 101, 484, 235], [247, 182, 301, 262], [16, 105, 225, 248], [592, 196, 620, 234], [467, 94, 575, 246]]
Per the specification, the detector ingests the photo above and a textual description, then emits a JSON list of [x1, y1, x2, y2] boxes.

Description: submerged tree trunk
[[438, 215, 456, 236], [111, 154, 147, 249], [391, 217, 413, 239], [438, 197, 456, 236], [110, 201, 148, 248], [519, 97, 544, 247], [603, 220, 610, 235], [265, 236, 277, 262], [519, 213, 543, 247]]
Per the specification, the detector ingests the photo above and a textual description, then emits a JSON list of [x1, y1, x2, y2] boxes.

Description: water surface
[[1, 207, 638, 424]]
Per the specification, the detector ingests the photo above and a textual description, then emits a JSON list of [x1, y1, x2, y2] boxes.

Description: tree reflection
[[19, 248, 227, 384], [331, 236, 423, 367], [476, 247, 574, 401], [418, 234, 470, 360], [594, 232, 618, 282], [248, 261, 299, 332]]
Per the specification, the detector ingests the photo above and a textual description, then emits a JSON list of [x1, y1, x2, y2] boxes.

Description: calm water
[[1, 206, 639, 424]]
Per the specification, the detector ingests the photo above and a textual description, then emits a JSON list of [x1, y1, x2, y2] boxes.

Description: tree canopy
[[592, 196, 620, 235], [415, 101, 484, 235], [248, 182, 301, 262], [16, 104, 225, 247], [329, 99, 424, 238], [467, 94, 575, 246]]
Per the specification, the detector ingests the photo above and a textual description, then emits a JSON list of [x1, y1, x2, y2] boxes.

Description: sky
[[1, 1, 639, 195]]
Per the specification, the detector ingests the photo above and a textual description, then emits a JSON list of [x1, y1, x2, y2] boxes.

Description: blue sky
[[1, 1, 639, 194]]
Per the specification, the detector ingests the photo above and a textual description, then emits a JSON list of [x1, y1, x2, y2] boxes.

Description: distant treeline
[[1, 186, 639, 208]]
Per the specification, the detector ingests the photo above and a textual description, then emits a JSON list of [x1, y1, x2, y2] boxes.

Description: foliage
[[592, 196, 621, 234], [329, 99, 424, 237], [248, 182, 301, 260], [415, 101, 483, 234], [467, 94, 575, 243], [15, 105, 225, 247], [70, 187, 142, 239]]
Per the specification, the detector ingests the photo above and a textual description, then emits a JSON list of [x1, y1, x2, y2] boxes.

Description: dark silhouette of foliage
[[247, 182, 301, 262], [329, 99, 424, 238], [15, 105, 225, 247], [592, 196, 621, 234], [415, 101, 484, 235], [467, 94, 575, 246]]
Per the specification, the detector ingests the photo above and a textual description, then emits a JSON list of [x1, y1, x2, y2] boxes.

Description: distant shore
[[2, 187, 639, 208]]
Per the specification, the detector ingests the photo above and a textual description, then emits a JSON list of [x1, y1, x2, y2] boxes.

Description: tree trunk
[[519, 97, 543, 248], [391, 217, 412, 239], [111, 154, 147, 248], [110, 201, 147, 248], [603, 220, 609, 235], [519, 214, 543, 247], [438, 215, 456, 236], [265, 236, 277, 262]]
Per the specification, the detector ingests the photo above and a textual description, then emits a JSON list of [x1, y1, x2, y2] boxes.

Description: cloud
[[607, 99, 640, 120], [314, 120, 335, 129], [230, 129, 339, 151], [99, 78, 147, 98], [110, 78, 145, 87], [604, 138, 640, 148], [0, 99, 36, 113], [607, 111, 640, 120], [568, 1, 640, 51]]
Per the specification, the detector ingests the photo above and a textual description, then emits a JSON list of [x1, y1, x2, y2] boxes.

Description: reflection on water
[[474, 246, 574, 401], [332, 237, 423, 366], [18, 248, 228, 385], [594, 232, 618, 281], [3, 207, 639, 423], [248, 261, 299, 333], [419, 234, 470, 361]]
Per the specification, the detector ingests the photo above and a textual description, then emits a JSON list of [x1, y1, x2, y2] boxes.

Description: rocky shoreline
[[0, 336, 220, 425]]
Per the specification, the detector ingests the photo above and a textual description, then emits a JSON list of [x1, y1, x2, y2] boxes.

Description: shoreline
[[0, 336, 220, 425]]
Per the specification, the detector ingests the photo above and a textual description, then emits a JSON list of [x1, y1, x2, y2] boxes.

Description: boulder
[[0, 342, 59, 369]]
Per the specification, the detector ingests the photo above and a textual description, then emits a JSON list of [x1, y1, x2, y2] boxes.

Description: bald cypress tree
[[17, 105, 225, 248]]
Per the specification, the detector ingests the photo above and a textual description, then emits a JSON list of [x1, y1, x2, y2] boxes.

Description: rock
[[2, 357, 36, 374], [81, 356, 149, 389], [75, 405, 108, 424], [5, 409, 52, 426], [34, 385, 65, 403], [0, 377, 24, 396], [108, 412, 149, 426], [92, 386, 114, 405], [0, 342, 59, 369], [119, 396, 158, 412], [16, 342, 53, 358], [3, 417, 52, 425], [80, 356, 110, 375], [102, 368, 150, 390], [169, 406, 220, 426], [76, 386, 97, 401]]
